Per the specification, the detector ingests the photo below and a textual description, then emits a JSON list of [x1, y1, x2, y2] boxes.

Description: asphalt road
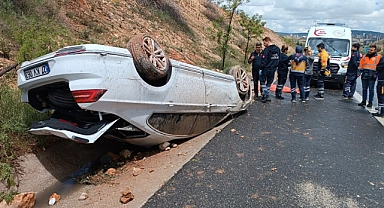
[[143, 88, 384, 208]]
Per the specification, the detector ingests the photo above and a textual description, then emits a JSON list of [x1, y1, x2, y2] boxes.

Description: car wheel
[[128, 33, 170, 81], [48, 88, 79, 109], [227, 65, 250, 95]]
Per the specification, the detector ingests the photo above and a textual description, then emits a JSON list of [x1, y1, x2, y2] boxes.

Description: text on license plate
[[24, 64, 50, 80]]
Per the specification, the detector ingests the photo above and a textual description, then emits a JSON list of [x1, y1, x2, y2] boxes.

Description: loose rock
[[171, 143, 178, 148], [0, 192, 36, 208], [178, 152, 187, 156], [78, 193, 89, 200], [120, 187, 134, 204], [48, 193, 60, 206], [105, 168, 116, 176], [133, 167, 142, 176], [159, 142, 170, 150]]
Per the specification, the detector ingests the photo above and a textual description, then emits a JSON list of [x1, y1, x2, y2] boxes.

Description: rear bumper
[[29, 118, 119, 143]]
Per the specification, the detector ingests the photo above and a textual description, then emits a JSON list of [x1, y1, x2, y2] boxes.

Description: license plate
[[24, 64, 50, 80]]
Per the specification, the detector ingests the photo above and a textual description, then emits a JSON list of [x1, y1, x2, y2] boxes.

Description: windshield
[[307, 38, 350, 57]]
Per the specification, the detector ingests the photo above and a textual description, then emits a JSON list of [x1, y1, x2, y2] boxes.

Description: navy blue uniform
[[260, 44, 280, 101], [374, 58, 384, 116], [343, 50, 361, 98], [248, 51, 262, 97], [276, 53, 290, 98]]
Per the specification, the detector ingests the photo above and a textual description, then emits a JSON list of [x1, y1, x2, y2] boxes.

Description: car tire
[[127, 33, 171, 81], [227, 65, 250, 95], [48, 88, 79, 109]]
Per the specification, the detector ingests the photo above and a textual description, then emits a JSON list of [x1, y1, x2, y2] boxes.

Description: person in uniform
[[248, 42, 263, 99], [342, 43, 361, 100], [372, 57, 384, 117], [313, 43, 329, 100], [303, 46, 314, 101], [358, 44, 382, 107], [288, 46, 307, 103], [275, 45, 290, 100], [260, 37, 281, 103]]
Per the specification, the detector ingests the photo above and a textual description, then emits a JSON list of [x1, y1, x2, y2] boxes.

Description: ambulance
[[305, 23, 352, 88]]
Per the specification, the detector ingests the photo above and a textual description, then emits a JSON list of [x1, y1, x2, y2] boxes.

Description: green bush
[[0, 85, 47, 134], [0, 161, 15, 189], [0, 78, 49, 201], [0, 0, 73, 62]]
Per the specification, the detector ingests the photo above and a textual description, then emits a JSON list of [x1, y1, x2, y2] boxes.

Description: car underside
[[18, 34, 252, 146]]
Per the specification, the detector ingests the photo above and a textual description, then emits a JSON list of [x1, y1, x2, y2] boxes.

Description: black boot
[[276, 92, 284, 100], [275, 87, 284, 100], [358, 101, 366, 106], [313, 93, 324, 100], [372, 112, 383, 117], [261, 96, 267, 103]]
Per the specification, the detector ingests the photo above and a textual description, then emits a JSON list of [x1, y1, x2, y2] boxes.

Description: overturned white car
[[17, 34, 251, 146]]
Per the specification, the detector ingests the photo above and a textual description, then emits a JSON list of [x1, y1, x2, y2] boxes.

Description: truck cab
[[305, 23, 352, 88]]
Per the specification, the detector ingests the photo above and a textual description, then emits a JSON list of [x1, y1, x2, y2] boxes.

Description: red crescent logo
[[314, 29, 326, 36]]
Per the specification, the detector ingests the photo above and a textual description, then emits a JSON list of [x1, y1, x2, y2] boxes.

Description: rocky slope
[[1, 0, 292, 70]]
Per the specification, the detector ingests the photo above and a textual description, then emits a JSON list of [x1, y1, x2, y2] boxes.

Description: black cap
[[316, 43, 325, 49]]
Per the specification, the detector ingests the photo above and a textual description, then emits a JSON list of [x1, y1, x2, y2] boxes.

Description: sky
[[238, 0, 384, 33]]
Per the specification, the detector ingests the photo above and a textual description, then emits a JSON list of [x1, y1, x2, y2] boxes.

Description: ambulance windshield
[[307, 38, 350, 57]]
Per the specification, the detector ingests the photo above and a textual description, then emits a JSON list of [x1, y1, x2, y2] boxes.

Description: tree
[[216, 0, 250, 71], [239, 11, 265, 64]]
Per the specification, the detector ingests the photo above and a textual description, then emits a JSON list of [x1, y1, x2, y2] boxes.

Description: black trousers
[[276, 70, 288, 97], [377, 80, 384, 115], [252, 68, 261, 96]]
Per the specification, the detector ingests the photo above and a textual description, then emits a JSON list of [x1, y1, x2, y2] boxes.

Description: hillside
[[0, 0, 291, 71]]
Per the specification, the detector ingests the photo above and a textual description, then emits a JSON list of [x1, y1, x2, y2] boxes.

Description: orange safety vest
[[359, 54, 382, 71], [318, 50, 329, 70]]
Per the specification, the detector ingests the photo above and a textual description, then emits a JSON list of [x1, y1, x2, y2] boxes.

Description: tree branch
[[0, 63, 18, 78]]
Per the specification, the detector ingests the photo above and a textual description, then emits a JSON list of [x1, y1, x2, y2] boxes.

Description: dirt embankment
[[2, 0, 291, 70]]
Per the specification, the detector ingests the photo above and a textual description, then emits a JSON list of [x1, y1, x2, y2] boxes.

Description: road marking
[[354, 92, 384, 126]]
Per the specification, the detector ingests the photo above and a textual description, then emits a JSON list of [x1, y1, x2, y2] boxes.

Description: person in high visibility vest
[[372, 55, 384, 117], [358, 44, 382, 107], [288, 46, 307, 103], [313, 43, 329, 100]]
